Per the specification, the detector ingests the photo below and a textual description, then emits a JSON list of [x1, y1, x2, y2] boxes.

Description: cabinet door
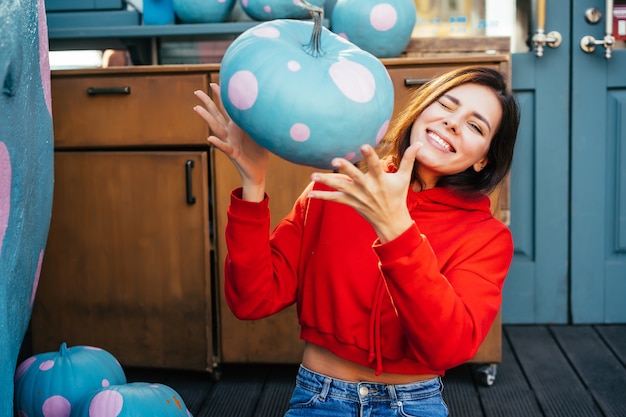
[[31, 151, 215, 371]]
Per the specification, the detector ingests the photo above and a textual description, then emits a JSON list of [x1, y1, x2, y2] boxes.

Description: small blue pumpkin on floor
[[14, 343, 127, 417], [71, 382, 193, 417]]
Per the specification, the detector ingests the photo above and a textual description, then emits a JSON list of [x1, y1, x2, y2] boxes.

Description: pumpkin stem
[[60, 342, 68, 356], [299, 0, 324, 58]]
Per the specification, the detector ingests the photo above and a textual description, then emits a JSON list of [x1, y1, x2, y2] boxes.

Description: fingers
[[359, 144, 384, 176], [397, 142, 421, 177], [193, 89, 229, 139], [194, 88, 227, 124], [209, 83, 230, 123]]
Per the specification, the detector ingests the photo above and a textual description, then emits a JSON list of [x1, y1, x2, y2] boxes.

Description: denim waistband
[[295, 365, 443, 404]]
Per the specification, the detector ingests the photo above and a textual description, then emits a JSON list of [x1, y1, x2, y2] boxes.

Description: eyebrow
[[443, 93, 492, 133]]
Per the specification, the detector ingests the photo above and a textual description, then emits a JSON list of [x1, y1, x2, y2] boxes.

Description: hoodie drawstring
[[368, 277, 386, 375]]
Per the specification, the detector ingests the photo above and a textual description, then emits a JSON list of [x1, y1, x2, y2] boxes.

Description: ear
[[473, 157, 488, 172]]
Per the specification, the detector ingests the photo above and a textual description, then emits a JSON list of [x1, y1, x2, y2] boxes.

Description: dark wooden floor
[[125, 325, 626, 417]]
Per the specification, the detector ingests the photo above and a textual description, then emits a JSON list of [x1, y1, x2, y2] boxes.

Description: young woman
[[194, 66, 520, 417]]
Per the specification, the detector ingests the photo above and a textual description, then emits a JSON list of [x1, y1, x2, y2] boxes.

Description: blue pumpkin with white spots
[[14, 343, 127, 417], [331, 0, 417, 58], [219, 7, 394, 169], [240, 0, 326, 21], [71, 382, 192, 417], [173, 0, 236, 23]]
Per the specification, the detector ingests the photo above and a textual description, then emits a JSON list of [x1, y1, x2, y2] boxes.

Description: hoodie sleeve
[[223, 185, 311, 320], [373, 221, 513, 371]]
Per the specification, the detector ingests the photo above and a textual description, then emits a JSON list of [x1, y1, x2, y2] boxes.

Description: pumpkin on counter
[[14, 343, 127, 417], [240, 0, 326, 21], [219, 1, 394, 169], [173, 0, 237, 23], [331, 0, 417, 58], [70, 382, 193, 417]]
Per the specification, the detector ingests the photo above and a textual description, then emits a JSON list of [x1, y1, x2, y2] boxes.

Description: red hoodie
[[224, 168, 513, 376]]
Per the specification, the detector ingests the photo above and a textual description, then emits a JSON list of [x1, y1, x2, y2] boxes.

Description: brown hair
[[381, 66, 520, 195]]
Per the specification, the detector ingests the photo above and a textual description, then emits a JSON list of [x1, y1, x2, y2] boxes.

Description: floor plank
[[596, 325, 626, 366], [506, 326, 603, 417], [552, 325, 626, 417], [253, 365, 297, 417], [442, 364, 484, 416], [475, 331, 544, 417]]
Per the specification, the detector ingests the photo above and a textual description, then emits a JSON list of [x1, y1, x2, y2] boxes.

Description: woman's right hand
[[194, 83, 269, 202]]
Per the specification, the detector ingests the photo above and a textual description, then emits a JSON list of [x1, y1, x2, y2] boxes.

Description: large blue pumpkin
[[331, 0, 417, 58], [240, 0, 326, 21], [173, 0, 236, 23], [14, 343, 127, 417], [219, 11, 394, 169], [71, 382, 192, 417]]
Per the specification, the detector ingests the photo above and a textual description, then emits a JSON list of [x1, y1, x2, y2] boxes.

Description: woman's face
[[409, 83, 503, 189]]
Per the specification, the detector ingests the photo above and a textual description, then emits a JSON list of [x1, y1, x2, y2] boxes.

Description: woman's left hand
[[307, 142, 421, 243]]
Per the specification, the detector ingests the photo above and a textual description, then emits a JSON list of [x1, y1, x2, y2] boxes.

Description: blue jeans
[[284, 365, 448, 417]]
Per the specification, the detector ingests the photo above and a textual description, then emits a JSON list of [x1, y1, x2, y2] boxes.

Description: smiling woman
[[194, 65, 520, 416]]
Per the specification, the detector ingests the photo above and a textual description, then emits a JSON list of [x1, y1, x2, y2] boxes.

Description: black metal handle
[[404, 78, 431, 87], [86, 86, 131, 95], [185, 160, 196, 205]]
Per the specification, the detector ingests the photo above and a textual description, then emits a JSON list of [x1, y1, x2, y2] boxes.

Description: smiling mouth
[[427, 131, 456, 152]]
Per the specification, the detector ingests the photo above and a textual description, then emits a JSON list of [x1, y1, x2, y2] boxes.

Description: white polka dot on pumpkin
[[102, 379, 110, 387], [89, 390, 123, 417], [39, 360, 54, 371], [328, 61, 376, 103], [0, 142, 10, 263], [218, 0, 226, 3], [15, 356, 36, 380], [287, 60, 301, 72], [228, 70, 258, 111], [42, 395, 70, 417], [241, 0, 248, 7], [290, 123, 310, 142], [252, 26, 280, 38], [370, 4, 398, 31], [376, 120, 390, 143]]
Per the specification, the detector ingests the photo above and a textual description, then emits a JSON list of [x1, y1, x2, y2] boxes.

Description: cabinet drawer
[[52, 73, 210, 148]]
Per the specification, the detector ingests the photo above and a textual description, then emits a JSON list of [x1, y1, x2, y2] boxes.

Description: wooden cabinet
[[31, 66, 221, 372], [33, 54, 510, 372]]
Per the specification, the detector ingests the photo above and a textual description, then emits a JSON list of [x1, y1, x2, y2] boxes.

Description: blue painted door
[[505, 0, 626, 324], [571, 0, 626, 323]]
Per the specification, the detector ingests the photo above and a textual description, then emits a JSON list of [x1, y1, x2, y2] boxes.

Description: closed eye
[[469, 122, 484, 135], [438, 100, 452, 110]]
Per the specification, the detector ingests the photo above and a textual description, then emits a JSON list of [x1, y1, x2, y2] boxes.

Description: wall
[[0, 0, 54, 415]]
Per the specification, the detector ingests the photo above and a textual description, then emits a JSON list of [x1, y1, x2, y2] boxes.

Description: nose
[[443, 118, 458, 133]]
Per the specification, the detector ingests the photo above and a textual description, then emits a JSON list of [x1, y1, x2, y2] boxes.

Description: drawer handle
[[404, 78, 431, 87], [86, 86, 131, 96], [185, 160, 197, 205]]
